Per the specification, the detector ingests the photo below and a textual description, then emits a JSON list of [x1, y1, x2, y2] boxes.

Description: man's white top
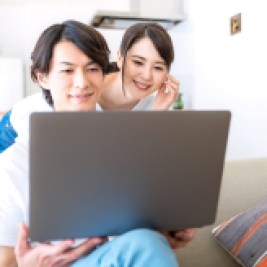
[[10, 92, 104, 139], [0, 90, 158, 246], [9, 92, 155, 140], [0, 137, 29, 246], [10, 92, 53, 140]]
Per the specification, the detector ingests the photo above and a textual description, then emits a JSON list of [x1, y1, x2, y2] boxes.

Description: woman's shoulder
[[133, 93, 156, 110]]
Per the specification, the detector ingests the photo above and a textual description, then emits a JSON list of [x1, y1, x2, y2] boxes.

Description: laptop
[[29, 110, 231, 242]]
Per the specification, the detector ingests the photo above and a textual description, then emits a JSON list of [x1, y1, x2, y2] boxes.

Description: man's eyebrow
[[131, 55, 166, 65], [58, 61, 97, 66]]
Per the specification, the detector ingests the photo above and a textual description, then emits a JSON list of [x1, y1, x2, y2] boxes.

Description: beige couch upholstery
[[175, 158, 267, 267]]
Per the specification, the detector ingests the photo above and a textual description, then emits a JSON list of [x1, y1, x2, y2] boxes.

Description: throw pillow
[[212, 200, 267, 267]]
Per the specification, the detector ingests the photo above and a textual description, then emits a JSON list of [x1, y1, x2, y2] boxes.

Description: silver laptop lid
[[29, 110, 231, 242]]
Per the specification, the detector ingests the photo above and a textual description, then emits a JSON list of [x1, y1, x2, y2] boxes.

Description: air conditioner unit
[[91, 0, 185, 30]]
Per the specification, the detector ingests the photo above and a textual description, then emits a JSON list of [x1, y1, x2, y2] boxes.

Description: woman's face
[[38, 40, 104, 111], [119, 37, 168, 101]]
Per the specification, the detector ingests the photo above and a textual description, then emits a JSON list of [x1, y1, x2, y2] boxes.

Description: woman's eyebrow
[[131, 55, 166, 65], [131, 55, 145, 60]]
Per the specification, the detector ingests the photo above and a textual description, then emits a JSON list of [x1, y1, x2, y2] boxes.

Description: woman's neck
[[99, 72, 139, 110]]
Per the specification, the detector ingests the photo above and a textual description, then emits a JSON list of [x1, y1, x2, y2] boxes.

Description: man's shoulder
[[12, 92, 51, 113], [10, 93, 52, 133]]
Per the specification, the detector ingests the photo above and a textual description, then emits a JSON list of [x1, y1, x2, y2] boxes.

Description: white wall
[[0, 0, 129, 95], [0, 0, 185, 95], [1, 0, 266, 159], [172, 0, 267, 160], [0, 57, 23, 111]]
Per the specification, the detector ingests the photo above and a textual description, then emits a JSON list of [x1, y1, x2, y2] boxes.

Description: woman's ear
[[36, 72, 49, 90], [116, 50, 123, 69]]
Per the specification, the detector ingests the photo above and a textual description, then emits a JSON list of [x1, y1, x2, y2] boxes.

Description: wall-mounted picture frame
[[230, 13, 241, 35]]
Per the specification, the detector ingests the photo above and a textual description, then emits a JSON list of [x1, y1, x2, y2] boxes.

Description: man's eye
[[61, 69, 73, 73], [87, 67, 101, 72]]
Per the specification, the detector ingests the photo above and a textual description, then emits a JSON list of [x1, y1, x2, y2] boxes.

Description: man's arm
[[0, 246, 17, 267], [15, 223, 108, 267]]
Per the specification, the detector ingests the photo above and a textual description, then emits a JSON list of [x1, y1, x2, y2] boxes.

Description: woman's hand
[[15, 223, 108, 267], [161, 228, 196, 250], [153, 74, 179, 110]]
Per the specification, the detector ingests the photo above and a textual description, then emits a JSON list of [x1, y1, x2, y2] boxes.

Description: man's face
[[38, 40, 104, 111]]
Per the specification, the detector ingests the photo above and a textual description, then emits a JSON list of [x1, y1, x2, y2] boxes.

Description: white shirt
[[0, 93, 156, 246], [0, 136, 29, 246], [132, 94, 155, 110], [10, 92, 103, 139]]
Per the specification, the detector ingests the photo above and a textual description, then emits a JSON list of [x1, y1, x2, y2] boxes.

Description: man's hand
[[162, 228, 196, 249], [15, 223, 108, 267]]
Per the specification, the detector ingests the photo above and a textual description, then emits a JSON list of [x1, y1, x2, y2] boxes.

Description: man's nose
[[74, 70, 88, 89]]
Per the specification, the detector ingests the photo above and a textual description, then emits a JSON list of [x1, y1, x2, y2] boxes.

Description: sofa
[[175, 157, 267, 267]]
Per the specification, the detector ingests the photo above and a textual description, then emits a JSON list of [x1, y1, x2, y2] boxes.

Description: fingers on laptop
[[15, 223, 30, 256], [15, 223, 108, 266], [67, 236, 108, 260], [161, 228, 196, 249]]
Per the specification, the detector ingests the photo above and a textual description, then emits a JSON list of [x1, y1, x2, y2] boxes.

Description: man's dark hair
[[31, 20, 111, 106]]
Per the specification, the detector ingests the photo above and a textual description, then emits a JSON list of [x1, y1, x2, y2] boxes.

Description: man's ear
[[36, 72, 49, 90], [116, 50, 123, 69]]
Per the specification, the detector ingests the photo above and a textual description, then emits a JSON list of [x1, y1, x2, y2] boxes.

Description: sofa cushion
[[212, 200, 267, 267]]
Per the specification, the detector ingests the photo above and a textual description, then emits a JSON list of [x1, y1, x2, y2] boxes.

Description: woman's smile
[[133, 80, 152, 91]]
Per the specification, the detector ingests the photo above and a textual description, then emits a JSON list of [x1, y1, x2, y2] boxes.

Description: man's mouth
[[69, 92, 94, 102]]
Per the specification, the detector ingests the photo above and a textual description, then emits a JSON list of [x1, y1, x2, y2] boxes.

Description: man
[[0, 20, 194, 267]]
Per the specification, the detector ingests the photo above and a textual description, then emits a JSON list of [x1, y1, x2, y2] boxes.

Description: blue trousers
[[72, 229, 179, 267]]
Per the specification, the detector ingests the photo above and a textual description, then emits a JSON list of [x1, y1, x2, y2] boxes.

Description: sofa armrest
[[175, 158, 267, 267]]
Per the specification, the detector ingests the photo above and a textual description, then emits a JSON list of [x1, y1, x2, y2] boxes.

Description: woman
[[0, 20, 192, 267], [99, 22, 178, 110], [0, 22, 178, 152]]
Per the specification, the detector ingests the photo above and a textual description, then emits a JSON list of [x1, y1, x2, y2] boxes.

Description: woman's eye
[[154, 66, 164, 71], [133, 60, 143, 66]]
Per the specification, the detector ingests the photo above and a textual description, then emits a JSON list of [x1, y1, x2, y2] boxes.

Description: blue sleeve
[[0, 110, 18, 153]]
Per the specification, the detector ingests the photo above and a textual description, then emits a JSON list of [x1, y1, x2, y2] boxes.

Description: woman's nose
[[141, 66, 152, 81]]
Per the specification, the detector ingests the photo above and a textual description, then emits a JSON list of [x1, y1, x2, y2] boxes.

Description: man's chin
[[57, 104, 96, 112], [72, 105, 96, 112]]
